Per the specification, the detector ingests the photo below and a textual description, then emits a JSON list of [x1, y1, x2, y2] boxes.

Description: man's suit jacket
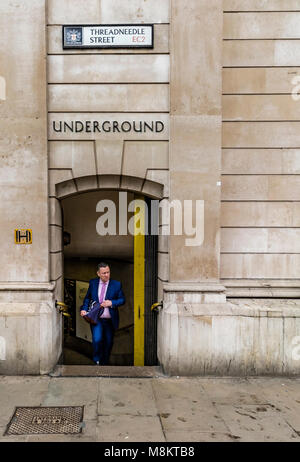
[[81, 278, 125, 330]]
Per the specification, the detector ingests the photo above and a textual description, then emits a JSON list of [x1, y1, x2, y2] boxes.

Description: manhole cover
[[5, 406, 84, 435]]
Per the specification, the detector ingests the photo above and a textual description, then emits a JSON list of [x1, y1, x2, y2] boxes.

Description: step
[[49, 365, 165, 378]]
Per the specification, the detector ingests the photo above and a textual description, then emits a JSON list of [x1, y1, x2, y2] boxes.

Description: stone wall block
[[223, 68, 300, 94], [221, 202, 300, 228], [49, 198, 62, 226], [98, 175, 121, 190], [224, 1, 300, 12], [75, 176, 98, 193], [50, 252, 63, 281], [146, 170, 169, 198], [96, 140, 123, 176], [222, 149, 300, 175], [49, 142, 73, 169], [158, 252, 169, 282], [48, 55, 170, 84], [47, 0, 169, 25], [49, 170, 73, 196], [224, 95, 300, 121], [120, 176, 143, 193], [56, 179, 77, 199], [224, 40, 300, 67], [282, 317, 300, 374], [142, 180, 164, 199], [223, 122, 300, 148], [71, 141, 96, 178], [123, 141, 169, 179], [49, 84, 169, 112], [0, 304, 40, 375], [158, 301, 300, 376], [221, 254, 300, 279], [221, 228, 300, 254], [224, 12, 300, 39], [50, 226, 63, 253]]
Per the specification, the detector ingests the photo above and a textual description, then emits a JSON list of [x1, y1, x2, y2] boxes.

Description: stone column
[[0, 1, 61, 374], [158, 0, 224, 375]]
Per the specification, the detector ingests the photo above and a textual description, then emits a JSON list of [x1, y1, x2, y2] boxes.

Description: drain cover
[[5, 406, 84, 435]]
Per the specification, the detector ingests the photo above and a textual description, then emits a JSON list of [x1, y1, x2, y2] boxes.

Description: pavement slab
[[158, 406, 228, 433], [215, 402, 300, 442], [248, 377, 300, 406], [165, 431, 241, 442], [41, 377, 99, 421], [98, 378, 158, 416], [0, 376, 50, 428], [0, 375, 300, 442], [96, 415, 165, 442], [152, 378, 228, 433], [199, 377, 268, 405], [246, 377, 300, 433]]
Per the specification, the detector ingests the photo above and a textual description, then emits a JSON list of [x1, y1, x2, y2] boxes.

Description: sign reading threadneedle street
[[63, 25, 154, 49]]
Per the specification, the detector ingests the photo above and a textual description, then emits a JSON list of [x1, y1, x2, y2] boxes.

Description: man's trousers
[[90, 318, 115, 365]]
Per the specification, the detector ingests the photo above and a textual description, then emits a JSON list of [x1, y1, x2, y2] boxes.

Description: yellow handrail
[[151, 302, 163, 312], [55, 301, 71, 317]]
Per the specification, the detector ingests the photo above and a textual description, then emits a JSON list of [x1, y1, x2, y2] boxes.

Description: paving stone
[[152, 378, 228, 432], [246, 377, 300, 411], [0, 376, 50, 427], [200, 377, 268, 405], [42, 378, 99, 421], [280, 408, 300, 434], [247, 377, 296, 394], [261, 397, 300, 433], [165, 431, 241, 442], [98, 378, 158, 416], [96, 415, 165, 442], [274, 378, 300, 401], [215, 403, 300, 442], [152, 377, 207, 404], [158, 406, 228, 433]]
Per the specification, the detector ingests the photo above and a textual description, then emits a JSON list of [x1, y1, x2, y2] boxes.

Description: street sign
[[15, 229, 32, 244]]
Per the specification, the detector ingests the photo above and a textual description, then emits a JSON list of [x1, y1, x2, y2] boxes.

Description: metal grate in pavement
[[5, 406, 84, 435]]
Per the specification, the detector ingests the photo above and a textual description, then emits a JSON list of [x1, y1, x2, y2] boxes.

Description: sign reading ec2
[[63, 24, 154, 49]]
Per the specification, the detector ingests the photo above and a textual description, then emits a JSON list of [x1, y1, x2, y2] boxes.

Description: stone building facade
[[1, 0, 300, 375]]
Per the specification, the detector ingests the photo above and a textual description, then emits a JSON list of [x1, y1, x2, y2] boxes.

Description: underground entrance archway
[[59, 189, 159, 368]]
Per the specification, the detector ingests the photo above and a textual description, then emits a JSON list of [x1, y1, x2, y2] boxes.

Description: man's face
[[97, 266, 110, 282]]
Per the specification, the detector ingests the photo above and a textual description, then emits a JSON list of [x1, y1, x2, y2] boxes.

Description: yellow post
[[133, 196, 145, 366]]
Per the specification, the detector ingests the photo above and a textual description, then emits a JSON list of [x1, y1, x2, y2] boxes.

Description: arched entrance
[[49, 174, 165, 368]]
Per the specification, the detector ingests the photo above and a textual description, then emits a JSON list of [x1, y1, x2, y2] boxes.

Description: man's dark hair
[[97, 262, 110, 271]]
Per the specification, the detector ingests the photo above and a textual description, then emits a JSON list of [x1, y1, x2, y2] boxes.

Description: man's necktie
[[99, 282, 111, 318], [99, 282, 107, 304]]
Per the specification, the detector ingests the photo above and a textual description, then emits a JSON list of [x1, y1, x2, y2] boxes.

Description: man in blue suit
[[80, 262, 125, 365]]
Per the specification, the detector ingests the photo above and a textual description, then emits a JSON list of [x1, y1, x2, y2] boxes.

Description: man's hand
[[101, 300, 112, 307], [80, 310, 87, 316]]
